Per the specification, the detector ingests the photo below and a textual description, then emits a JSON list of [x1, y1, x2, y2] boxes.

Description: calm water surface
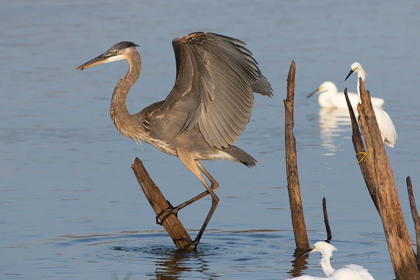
[[1, 0, 420, 279]]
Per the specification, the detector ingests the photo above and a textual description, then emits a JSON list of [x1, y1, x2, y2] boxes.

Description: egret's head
[[344, 62, 367, 81], [299, 241, 337, 258], [76, 41, 139, 70], [311, 241, 337, 254], [307, 81, 337, 99], [345, 62, 366, 81], [350, 62, 362, 73]]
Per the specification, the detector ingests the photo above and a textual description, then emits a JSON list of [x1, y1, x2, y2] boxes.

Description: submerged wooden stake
[[344, 80, 420, 279], [131, 157, 192, 250], [284, 60, 309, 249]]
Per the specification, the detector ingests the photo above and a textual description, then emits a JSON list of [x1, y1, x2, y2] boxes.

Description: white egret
[[345, 62, 397, 149], [286, 241, 375, 280], [307, 81, 384, 109]]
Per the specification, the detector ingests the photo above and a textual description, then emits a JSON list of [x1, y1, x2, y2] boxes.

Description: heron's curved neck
[[110, 50, 144, 139], [320, 255, 335, 277]]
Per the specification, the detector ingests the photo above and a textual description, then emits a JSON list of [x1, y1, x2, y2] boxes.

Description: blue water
[[1, 0, 420, 279]]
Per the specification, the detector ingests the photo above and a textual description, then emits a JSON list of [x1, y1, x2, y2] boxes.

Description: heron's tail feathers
[[223, 145, 257, 167]]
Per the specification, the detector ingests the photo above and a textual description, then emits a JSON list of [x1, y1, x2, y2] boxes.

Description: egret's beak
[[75, 53, 110, 71], [345, 69, 356, 81], [307, 87, 326, 99], [307, 89, 319, 99], [297, 247, 314, 258]]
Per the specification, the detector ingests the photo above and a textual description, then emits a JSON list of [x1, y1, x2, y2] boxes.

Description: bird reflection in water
[[318, 108, 352, 156]]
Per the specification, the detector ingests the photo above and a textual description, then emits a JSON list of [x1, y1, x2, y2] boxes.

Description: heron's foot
[[181, 239, 199, 250], [356, 152, 368, 164], [156, 200, 179, 225], [171, 237, 198, 251]]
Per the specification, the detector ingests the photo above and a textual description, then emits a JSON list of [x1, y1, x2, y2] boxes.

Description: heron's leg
[[165, 149, 219, 249], [156, 160, 219, 225], [171, 161, 219, 209], [197, 161, 219, 188]]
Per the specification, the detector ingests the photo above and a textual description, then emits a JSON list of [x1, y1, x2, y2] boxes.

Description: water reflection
[[49, 230, 289, 280], [318, 108, 352, 156], [112, 272, 132, 280], [110, 244, 218, 280], [287, 247, 310, 278], [152, 248, 219, 280]]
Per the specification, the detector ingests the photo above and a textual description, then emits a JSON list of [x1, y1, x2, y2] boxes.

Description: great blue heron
[[76, 32, 273, 249]]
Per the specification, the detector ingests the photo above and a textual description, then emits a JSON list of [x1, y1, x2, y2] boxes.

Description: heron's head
[[345, 62, 366, 81], [75, 41, 139, 70]]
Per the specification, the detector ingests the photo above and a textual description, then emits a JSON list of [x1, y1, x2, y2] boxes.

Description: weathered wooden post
[[284, 60, 309, 249], [344, 80, 420, 279], [131, 157, 193, 250]]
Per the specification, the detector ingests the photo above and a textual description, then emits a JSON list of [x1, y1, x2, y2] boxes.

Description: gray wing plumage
[[156, 32, 273, 148]]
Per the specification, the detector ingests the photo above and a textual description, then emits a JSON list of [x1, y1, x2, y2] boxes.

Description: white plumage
[[345, 62, 397, 148], [307, 81, 384, 109], [286, 241, 375, 280]]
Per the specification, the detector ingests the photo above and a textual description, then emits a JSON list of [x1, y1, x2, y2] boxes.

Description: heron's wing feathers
[[160, 32, 272, 148]]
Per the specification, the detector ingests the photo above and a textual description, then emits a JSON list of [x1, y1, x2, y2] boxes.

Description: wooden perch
[[284, 60, 309, 249], [344, 88, 378, 210], [344, 79, 420, 279], [407, 176, 420, 268], [322, 197, 332, 241], [131, 157, 192, 250]]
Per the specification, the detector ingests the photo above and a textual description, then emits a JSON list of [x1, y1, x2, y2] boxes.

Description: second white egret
[[307, 81, 384, 109]]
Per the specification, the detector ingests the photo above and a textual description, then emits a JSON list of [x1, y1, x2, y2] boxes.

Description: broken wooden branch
[[344, 88, 379, 210], [131, 157, 192, 250], [284, 60, 309, 249], [344, 79, 420, 279], [322, 197, 332, 241], [407, 176, 420, 268]]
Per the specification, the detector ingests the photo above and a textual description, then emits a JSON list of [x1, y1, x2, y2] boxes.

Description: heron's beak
[[75, 53, 109, 70], [345, 69, 355, 81]]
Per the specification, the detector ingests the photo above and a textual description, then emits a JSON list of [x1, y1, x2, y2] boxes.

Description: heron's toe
[[356, 151, 368, 164]]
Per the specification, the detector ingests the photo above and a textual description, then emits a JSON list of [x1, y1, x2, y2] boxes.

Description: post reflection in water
[[153, 249, 219, 280], [288, 247, 310, 278], [318, 108, 352, 156]]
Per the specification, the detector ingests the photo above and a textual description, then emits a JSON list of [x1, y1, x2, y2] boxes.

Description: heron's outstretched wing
[[157, 32, 273, 148]]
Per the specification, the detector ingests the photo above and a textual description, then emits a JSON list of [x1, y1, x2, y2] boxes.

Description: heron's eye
[[114, 50, 120, 55]]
